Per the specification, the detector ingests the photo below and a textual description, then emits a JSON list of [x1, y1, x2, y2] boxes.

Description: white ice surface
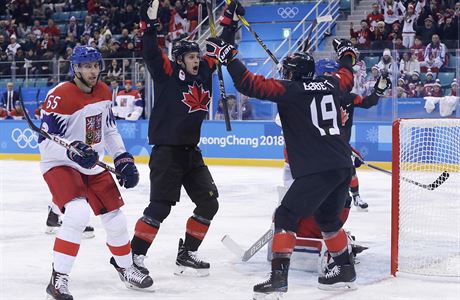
[[0, 161, 459, 300]]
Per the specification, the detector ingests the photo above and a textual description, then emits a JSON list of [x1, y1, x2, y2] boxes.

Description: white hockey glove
[[140, 0, 160, 31]]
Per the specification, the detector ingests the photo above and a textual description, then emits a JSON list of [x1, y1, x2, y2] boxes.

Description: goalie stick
[[222, 228, 273, 262], [352, 151, 449, 191], [206, 0, 232, 131], [18, 97, 122, 177]]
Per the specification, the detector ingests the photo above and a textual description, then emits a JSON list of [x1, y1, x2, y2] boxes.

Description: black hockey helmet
[[172, 39, 200, 62], [281, 52, 315, 81]]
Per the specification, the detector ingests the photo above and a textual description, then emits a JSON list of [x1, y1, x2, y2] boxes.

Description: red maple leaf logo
[[181, 82, 211, 113]]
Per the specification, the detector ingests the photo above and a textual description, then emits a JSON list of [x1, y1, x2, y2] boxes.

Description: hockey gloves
[[374, 74, 392, 96], [206, 37, 237, 65], [66, 141, 99, 169], [333, 38, 358, 67], [220, 0, 246, 27], [140, 0, 160, 31], [351, 146, 364, 168], [114, 152, 139, 189]]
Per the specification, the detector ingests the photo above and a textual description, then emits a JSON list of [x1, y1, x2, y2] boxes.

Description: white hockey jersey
[[39, 81, 126, 175], [112, 89, 143, 120]]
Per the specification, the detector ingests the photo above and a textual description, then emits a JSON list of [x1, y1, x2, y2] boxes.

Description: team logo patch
[[181, 82, 211, 113], [179, 69, 185, 81], [85, 113, 102, 145]]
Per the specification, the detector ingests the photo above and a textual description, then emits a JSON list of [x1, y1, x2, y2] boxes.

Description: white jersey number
[[310, 94, 340, 136]]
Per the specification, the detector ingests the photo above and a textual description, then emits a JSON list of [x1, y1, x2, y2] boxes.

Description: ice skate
[[318, 263, 357, 290], [253, 270, 288, 300], [46, 268, 73, 300], [174, 238, 210, 277], [133, 254, 149, 275], [352, 195, 368, 211], [46, 207, 95, 238], [110, 257, 154, 291]]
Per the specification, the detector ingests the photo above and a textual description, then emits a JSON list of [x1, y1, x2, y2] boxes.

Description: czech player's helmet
[[315, 58, 338, 76], [281, 52, 315, 81], [172, 39, 200, 62], [69, 46, 105, 75]]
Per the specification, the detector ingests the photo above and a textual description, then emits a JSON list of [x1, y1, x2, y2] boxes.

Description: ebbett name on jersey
[[39, 81, 126, 176]]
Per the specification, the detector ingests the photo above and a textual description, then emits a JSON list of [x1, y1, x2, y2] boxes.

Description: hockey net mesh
[[396, 118, 460, 277]]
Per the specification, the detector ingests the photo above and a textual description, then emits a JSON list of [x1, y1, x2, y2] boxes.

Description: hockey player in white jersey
[[112, 79, 144, 120], [39, 46, 152, 300]]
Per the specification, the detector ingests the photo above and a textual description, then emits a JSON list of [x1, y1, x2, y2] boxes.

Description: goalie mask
[[281, 52, 315, 81]]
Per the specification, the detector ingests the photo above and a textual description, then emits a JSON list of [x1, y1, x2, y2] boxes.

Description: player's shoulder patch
[[42, 82, 80, 115]]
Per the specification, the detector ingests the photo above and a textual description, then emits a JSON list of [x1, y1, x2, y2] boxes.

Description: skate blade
[[355, 207, 368, 212], [174, 265, 209, 277], [253, 291, 285, 300], [82, 231, 95, 239], [124, 281, 155, 292], [45, 226, 59, 234], [318, 281, 357, 291]]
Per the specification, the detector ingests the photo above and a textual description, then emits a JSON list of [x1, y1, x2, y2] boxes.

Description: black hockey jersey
[[143, 28, 216, 146], [227, 59, 354, 178]]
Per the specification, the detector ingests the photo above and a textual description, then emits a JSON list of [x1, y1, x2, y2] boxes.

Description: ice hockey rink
[[1, 160, 459, 300]]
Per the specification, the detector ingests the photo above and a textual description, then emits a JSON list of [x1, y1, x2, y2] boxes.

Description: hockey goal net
[[391, 118, 460, 277]]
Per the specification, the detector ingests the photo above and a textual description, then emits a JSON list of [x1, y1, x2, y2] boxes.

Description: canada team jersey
[[112, 89, 143, 119], [39, 81, 126, 175]]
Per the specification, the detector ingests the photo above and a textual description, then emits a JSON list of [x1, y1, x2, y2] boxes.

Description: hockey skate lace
[[325, 265, 341, 279], [133, 254, 147, 269], [54, 273, 70, 294], [188, 251, 204, 264], [125, 265, 146, 284]]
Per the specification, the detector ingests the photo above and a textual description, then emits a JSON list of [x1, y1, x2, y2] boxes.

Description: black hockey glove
[[220, 0, 246, 27], [374, 74, 392, 96], [205, 37, 237, 65], [333, 38, 358, 66], [140, 0, 160, 31], [351, 146, 363, 168], [114, 152, 139, 189], [66, 141, 99, 169]]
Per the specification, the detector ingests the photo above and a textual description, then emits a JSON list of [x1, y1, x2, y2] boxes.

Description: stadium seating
[[437, 72, 455, 87], [363, 56, 380, 70]]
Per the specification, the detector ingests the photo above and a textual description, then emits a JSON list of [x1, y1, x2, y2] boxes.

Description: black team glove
[[205, 37, 238, 65], [220, 0, 246, 27], [333, 38, 358, 67], [114, 152, 139, 189], [374, 74, 392, 96], [140, 0, 160, 31], [66, 141, 99, 169]]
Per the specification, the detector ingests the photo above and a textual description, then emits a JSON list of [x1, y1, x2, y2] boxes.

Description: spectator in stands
[[400, 51, 420, 79], [214, 99, 226, 120], [107, 59, 122, 81], [112, 79, 144, 120], [438, 13, 457, 41], [159, 0, 172, 35], [352, 51, 367, 95], [67, 16, 83, 40], [350, 20, 372, 49], [431, 80, 443, 97], [421, 34, 446, 70], [186, 0, 199, 35], [449, 79, 458, 96], [416, 16, 438, 45], [0, 51, 9, 76], [386, 22, 402, 42], [80, 32, 91, 46], [64, 33, 77, 50], [425, 68, 435, 84], [407, 82, 417, 97], [377, 48, 399, 77], [14, 49, 27, 75], [43, 19, 60, 38], [119, 28, 132, 50], [0, 82, 20, 114], [123, 4, 139, 31], [6, 34, 21, 57], [82, 15, 95, 37], [410, 35, 425, 62], [39, 33, 54, 57], [136, 81, 145, 101], [382, 0, 405, 33], [415, 81, 424, 97], [401, 3, 419, 48], [110, 78, 120, 105], [392, 35, 406, 61], [16, 22, 30, 40], [240, 94, 254, 120], [22, 33, 39, 52], [108, 40, 121, 58], [9, 100, 25, 120], [31, 19, 43, 38], [397, 86, 408, 98], [0, 34, 7, 52], [35, 101, 44, 119], [367, 3, 384, 31], [370, 21, 388, 52], [25, 49, 40, 75], [364, 65, 380, 96], [408, 69, 421, 85], [132, 28, 142, 53], [51, 34, 66, 57]]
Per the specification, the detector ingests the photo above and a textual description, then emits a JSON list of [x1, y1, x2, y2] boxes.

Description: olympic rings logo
[[277, 7, 299, 19], [11, 128, 39, 149]]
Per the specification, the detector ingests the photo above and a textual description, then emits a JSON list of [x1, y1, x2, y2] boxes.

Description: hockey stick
[[352, 151, 449, 191], [225, 0, 279, 66], [301, 14, 333, 53], [222, 228, 274, 262], [18, 98, 123, 177], [206, 0, 232, 131]]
